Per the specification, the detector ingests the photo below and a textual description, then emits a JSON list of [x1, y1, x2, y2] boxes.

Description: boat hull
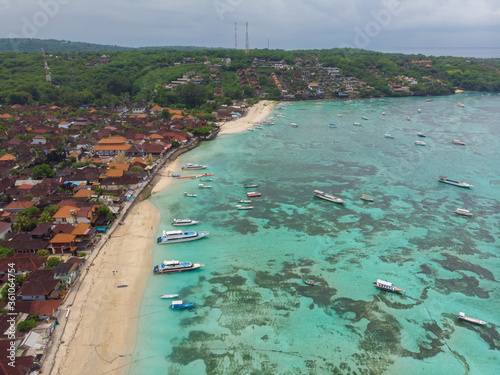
[[157, 232, 209, 244], [154, 264, 203, 274]]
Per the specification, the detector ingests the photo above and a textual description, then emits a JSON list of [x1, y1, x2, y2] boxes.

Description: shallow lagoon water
[[131, 93, 500, 374]]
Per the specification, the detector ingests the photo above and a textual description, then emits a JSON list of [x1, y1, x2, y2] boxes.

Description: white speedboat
[[353, 122, 361, 126], [160, 294, 179, 299], [154, 259, 204, 272], [362, 116, 369, 120], [313, 190, 345, 204], [182, 163, 207, 170], [157, 230, 209, 244], [360, 194, 374, 202], [184, 192, 197, 197], [415, 141, 426, 146], [452, 139, 466, 145], [384, 134, 394, 139], [458, 312, 486, 325], [172, 218, 199, 226], [198, 184, 212, 188], [438, 176, 473, 188], [290, 123, 298, 127], [454, 208, 473, 217]]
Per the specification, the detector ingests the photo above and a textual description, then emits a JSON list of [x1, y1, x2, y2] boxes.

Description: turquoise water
[[131, 93, 500, 375]]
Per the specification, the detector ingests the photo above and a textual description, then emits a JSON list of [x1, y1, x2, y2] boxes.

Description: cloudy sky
[[2, 0, 500, 53]]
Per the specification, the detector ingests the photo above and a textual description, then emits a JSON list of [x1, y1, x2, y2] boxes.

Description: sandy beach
[[218, 100, 277, 135], [50, 99, 277, 375]]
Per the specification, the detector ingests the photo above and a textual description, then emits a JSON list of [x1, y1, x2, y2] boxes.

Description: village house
[[48, 233, 77, 254], [0, 254, 46, 279], [92, 136, 131, 157], [17, 269, 59, 301]]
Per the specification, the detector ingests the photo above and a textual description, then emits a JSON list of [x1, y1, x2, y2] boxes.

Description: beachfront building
[[48, 233, 77, 255], [17, 269, 59, 301]]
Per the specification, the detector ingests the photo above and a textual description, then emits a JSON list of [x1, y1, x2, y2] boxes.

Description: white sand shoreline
[[50, 99, 278, 375]]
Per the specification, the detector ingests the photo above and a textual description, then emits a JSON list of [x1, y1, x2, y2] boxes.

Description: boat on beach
[[374, 279, 404, 293], [157, 230, 209, 244], [452, 139, 466, 145], [160, 294, 179, 299], [246, 192, 262, 197], [360, 194, 374, 202], [313, 190, 345, 204], [458, 312, 486, 325], [236, 205, 254, 210], [182, 163, 207, 170], [184, 192, 197, 197], [454, 208, 473, 217], [169, 301, 196, 310], [154, 259, 204, 274], [172, 218, 199, 226], [438, 176, 473, 188]]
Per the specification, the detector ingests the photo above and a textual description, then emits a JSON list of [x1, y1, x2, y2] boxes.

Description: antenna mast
[[245, 22, 249, 54], [68, 53, 76, 87], [234, 22, 237, 49], [41, 42, 52, 84]]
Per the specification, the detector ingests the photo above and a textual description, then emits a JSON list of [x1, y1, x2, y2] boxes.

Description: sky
[[1, 0, 500, 53]]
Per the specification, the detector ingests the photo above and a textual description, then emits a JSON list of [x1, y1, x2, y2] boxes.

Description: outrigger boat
[[374, 279, 404, 293], [237, 198, 252, 203], [243, 183, 259, 188], [198, 184, 212, 188], [169, 301, 196, 310], [360, 194, 374, 202], [236, 205, 254, 210], [454, 208, 473, 217]]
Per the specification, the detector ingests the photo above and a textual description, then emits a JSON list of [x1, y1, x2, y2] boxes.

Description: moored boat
[[184, 192, 197, 197], [329, 123, 337, 127], [236, 205, 254, 210], [198, 184, 212, 188], [456, 102, 465, 107], [237, 198, 252, 203], [313, 190, 345, 204], [246, 191, 262, 197], [303, 279, 315, 285], [154, 259, 204, 273], [384, 134, 394, 139], [157, 230, 209, 244], [438, 176, 473, 188], [160, 294, 179, 299], [360, 194, 374, 202], [362, 116, 369, 120], [417, 132, 426, 137], [169, 301, 196, 310], [454, 208, 473, 217], [374, 279, 404, 293], [452, 139, 466, 145], [415, 141, 426, 146], [182, 163, 207, 170], [458, 312, 486, 325], [243, 183, 258, 188], [172, 218, 199, 226], [406, 116, 411, 121], [199, 178, 212, 181], [353, 122, 361, 126], [290, 123, 299, 127]]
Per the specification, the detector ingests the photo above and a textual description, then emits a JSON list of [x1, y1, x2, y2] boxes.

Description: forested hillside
[[1, 46, 499, 109]]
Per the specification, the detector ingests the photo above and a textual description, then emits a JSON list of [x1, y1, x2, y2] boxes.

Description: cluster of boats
[[236, 183, 261, 210], [314, 190, 374, 204], [374, 280, 487, 325]]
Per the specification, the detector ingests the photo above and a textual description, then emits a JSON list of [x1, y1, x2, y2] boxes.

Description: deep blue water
[[131, 93, 500, 375]]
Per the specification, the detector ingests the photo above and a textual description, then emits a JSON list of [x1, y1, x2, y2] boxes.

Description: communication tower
[[245, 22, 249, 54], [41, 42, 52, 84]]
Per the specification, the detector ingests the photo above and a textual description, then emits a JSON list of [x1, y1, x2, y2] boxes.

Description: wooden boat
[[177, 173, 214, 179], [329, 123, 337, 128], [159, 294, 179, 299], [384, 134, 394, 139], [237, 198, 252, 203], [360, 194, 374, 202], [246, 192, 262, 197], [373, 279, 404, 293], [313, 190, 345, 204], [199, 178, 212, 181], [290, 123, 299, 127], [169, 301, 196, 310], [415, 141, 426, 146], [184, 192, 197, 197], [117, 285, 128, 288], [362, 116, 369, 120], [438, 176, 473, 188], [452, 139, 466, 145], [303, 279, 315, 285], [417, 132, 426, 137], [458, 312, 486, 325], [454, 208, 473, 217], [198, 184, 212, 188], [236, 205, 254, 210], [243, 183, 258, 188]]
